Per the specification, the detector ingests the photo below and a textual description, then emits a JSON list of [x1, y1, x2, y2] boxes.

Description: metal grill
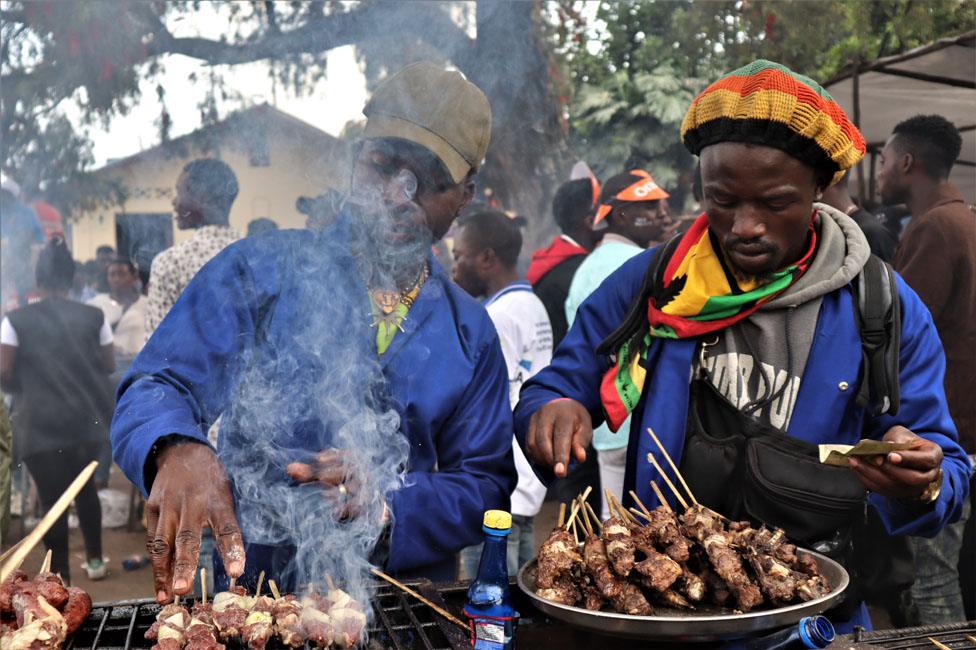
[[64, 580, 468, 650], [844, 621, 976, 649]]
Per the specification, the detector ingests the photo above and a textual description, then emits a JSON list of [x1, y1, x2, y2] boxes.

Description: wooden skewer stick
[[1, 461, 98, 583], [612, 493, 638, 525], [574, 497, 588, 536], [256, 570, 265, 597], [564, 499, 582, 531], [325, 574, 336, 592], [40, 549, 52, 574], [963, 635, 976, 646], [174, 594, 181, 607], [229, 577, 236, 590], [0, 538, 27, 565], [647, 427, 698, 505], [583, 501, 603, 534], [570, 516, 579, 545], [628, 490, 653, 517], [646, 453, 688, 510], [556, 503, 566, 528], [370, 568, 468, 631], [928, 637, 951, 650], [268, 579, 282, 600], [201, 568, 208, 605], [602, 488, 617, 519], [580, 485, 593, 504], [648, 480, 674, 513], [629, 507, 652, 523]]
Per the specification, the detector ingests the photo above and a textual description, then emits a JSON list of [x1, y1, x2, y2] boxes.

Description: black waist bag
[[681, 379, 867, 553]]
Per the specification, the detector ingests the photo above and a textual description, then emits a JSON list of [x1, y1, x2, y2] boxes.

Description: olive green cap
[[362, 62, 492, 184]]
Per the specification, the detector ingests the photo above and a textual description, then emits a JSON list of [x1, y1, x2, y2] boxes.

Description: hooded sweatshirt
[[525, 235, 587, 285], [695, 204, 871, 431]]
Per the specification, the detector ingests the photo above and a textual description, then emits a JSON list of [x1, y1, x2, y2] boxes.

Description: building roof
[[95, 104, 345, 174]]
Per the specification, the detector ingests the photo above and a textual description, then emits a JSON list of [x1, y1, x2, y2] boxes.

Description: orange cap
[[593, 170, 670, 227]]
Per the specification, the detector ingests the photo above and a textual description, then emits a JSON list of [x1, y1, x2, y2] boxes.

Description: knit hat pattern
[[681, 60, 866, 185]]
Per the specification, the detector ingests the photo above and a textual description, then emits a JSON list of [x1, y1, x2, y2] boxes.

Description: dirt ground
[[2, 463, 154, 602]]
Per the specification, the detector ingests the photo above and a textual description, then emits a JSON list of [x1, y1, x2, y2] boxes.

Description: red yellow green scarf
[[599, 213, 817, 431]]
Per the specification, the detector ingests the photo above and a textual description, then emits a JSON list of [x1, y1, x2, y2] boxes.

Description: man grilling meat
[[112, 63, 516, 602], [515, 60, 971, 632]]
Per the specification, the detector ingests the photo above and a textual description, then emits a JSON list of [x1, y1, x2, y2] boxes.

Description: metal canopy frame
[[824, 32, 976, 205]]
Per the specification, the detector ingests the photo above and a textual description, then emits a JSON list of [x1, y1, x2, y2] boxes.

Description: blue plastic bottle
[[463, 510, 519, 649], [729, 616, 836, 649]]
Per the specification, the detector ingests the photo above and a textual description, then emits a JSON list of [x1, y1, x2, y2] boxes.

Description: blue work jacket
[[514, 247, 971, 631], [112, 225, 517, 583]]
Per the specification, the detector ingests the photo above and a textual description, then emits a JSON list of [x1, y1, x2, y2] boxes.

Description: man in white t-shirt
[[452, 210, 552, 575]]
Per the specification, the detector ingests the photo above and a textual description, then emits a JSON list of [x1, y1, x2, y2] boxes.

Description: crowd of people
[[0, 57, 972, 638]]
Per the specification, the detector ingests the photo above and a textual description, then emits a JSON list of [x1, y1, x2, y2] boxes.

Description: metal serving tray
[[516, 548, 849, 642]]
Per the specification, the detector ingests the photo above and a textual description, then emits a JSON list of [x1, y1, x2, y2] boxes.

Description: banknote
[[819, 440, 915, 466]]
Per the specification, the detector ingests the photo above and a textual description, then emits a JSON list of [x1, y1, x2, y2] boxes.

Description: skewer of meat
[[631, 486, 692, 562], [267, 580, 303, 648], [184, 569, 224, 650], [242, 572, 274, 649], [602, 491, 637, 577], [0, 569, 68, 617], [4, 593, 66, 650], [536, 503, 583, 590], [578, 498, 652, 616], [212, 584, 252, 642], [298, 589, 334, 648], [324, 575, 367, 649], [146, 596, 190, 650], [0, 570, 29, 614]]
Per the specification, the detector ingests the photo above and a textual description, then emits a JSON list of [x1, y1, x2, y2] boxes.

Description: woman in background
[[0, 236, 114, 582]]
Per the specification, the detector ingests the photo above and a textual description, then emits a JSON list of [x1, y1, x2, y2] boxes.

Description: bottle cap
[[483, 510, 512, 531]]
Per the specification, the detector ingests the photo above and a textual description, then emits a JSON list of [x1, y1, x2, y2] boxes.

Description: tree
[[557, 0, 974, 212], [2, 1, 571, 247]]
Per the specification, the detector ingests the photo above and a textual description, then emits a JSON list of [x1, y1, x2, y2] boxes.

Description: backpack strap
[[852, 255, 901, 416], [597, 234, 682, 356]]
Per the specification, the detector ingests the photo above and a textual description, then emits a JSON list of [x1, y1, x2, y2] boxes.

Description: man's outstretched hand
[[525, 398, 593, 478], [147, 441, 244, 603], [286, 449, 366, 521]]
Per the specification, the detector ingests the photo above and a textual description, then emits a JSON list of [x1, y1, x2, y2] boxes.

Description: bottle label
[[467, 615, 517, 649]]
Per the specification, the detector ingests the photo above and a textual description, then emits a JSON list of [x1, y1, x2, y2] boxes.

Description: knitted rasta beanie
[[681, 60, 866, 185]]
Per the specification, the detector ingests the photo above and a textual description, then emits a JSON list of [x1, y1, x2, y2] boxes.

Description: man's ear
[[478, 246, 497, 271], [899, 150, 915, 175], [458, 179, 476, 211]]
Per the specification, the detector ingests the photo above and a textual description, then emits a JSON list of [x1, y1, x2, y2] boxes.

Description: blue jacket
[[515, 247, 970, 629], [112, 226, 517, 582]]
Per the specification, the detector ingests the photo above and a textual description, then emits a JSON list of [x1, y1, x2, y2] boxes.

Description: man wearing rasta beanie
[[515, 60, 970, 631]]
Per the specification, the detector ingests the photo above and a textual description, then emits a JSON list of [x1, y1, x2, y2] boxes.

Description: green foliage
[[571, 64, 700, 203], [558, 0, 974, 211]]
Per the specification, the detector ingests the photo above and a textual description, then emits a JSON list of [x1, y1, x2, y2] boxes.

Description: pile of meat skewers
[[0, 553, 93, 650], [533, 429, 833, 617], [144, 570, 368, 649]]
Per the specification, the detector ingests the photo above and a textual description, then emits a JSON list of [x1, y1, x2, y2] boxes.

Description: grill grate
[[64, 580, 468, 650], [846, 621, 976, 649]]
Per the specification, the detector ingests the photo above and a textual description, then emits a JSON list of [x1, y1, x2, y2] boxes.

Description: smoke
[[216, 169, 428, 622]]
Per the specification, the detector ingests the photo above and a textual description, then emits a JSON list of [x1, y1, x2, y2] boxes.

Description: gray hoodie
[[695, 204, 871, 431]]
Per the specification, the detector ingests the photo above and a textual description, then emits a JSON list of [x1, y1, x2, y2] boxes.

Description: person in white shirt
[[88, 258, 148, 366], [88, 257, 148, 487], [452, 210, 553, 576]]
